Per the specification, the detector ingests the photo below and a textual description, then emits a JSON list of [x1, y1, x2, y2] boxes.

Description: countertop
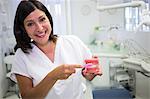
[[88, 44, 128, 58]]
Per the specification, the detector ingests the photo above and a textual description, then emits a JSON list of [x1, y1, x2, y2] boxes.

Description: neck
[[37, 41, 55, 54]]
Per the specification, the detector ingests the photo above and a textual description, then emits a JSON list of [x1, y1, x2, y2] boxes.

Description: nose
[[35, 22, 43, 32]]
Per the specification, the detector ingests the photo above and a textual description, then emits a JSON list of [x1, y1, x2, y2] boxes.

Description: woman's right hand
[[51, 64, 82, 80]]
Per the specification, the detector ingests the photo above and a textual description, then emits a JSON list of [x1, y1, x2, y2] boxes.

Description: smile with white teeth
[[36, 32, 46, 38]]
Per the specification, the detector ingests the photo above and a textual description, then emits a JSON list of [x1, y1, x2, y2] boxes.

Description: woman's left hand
[[82, 64, 102, 81]]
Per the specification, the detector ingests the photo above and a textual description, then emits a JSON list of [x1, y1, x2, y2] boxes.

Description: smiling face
[[24, 9, 51, 46]]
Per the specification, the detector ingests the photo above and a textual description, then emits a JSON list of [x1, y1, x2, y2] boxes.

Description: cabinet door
[[91, 57, 110, 88], [136, 72, 149, 99]]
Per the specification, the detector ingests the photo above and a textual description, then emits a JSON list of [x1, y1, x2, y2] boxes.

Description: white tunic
[[10, 35, 93, 99]]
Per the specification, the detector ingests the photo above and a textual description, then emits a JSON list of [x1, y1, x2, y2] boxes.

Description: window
[[125, 1, 150, 31], [42, 0, 67, 35]]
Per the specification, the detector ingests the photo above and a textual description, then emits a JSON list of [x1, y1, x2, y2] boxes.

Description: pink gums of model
[[84, 57, 102, 75]]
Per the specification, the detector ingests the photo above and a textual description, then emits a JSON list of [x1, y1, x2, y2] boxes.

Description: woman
[[10, 0, 101, 99]]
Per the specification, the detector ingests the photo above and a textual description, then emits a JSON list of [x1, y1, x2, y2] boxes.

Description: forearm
[[20, 71, 58, 99], [20, 64, 81, 99]]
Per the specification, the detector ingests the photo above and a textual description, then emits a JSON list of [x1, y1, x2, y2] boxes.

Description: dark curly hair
[[14, 0, 57, 53]]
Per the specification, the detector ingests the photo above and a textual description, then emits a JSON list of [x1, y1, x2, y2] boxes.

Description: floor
[[1, 85, 143, 99], [2, 94, 143, 99]]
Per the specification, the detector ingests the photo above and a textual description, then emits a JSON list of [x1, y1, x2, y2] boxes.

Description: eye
[[26, 22, 34, 27], [40, 17, 46, 22]]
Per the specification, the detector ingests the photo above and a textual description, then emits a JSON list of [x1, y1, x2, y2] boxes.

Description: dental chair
[[3, 55, 20, 98]]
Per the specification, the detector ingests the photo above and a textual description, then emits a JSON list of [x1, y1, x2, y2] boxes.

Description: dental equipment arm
[[97, 0, 150, 32], [97, 1, 146, 11]]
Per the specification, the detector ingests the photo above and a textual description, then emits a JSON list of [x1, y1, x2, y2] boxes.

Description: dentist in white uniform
[[10, 0, 101, 99]]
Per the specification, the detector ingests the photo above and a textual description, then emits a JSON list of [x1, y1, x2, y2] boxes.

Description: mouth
[[35, 31, 46, 38]]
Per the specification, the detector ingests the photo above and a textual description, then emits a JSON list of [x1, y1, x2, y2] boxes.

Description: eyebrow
[[24, 15, 46, 24]]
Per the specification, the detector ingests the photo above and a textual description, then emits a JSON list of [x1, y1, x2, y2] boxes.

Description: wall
[[70, 0, 125, 44], [0, 0, 18, 97], [70, 0, 100, 44], [0, 13, 7, 99], [0, 34, 3, 97], [0, 0, 7, 97], [148, 33, 150, 52], [99, 9, 124, 29]]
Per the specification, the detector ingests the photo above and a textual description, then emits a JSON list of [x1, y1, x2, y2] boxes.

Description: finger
[[71, 64, 83, 68], [63, 65, 78, 73]]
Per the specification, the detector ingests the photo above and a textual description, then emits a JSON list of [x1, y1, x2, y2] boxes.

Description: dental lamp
[[97, 0, 146, 11], [97, 0, 150, 32]]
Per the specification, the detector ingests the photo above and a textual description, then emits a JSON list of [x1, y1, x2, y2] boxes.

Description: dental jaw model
[[83, 57, 102, 75]]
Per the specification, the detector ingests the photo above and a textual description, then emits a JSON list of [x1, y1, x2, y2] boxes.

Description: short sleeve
[[9, 49, 32, 83]]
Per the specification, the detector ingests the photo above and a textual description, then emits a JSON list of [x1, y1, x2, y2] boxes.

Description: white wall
[[148, 33, 150, 51], [70, 0, 125, 45], [70, 0, 100, 44], [0, 35, 3, 97], [0, 14, 7, 99], [0, 0, 18, 97], [99, 9, 124, 29], [0, 0, 7, 96]]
